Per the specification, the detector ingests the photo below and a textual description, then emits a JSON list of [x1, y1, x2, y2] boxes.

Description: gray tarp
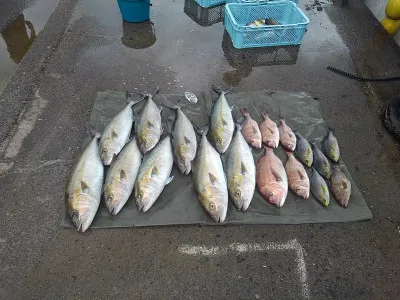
[[62, 90, 372, 228]]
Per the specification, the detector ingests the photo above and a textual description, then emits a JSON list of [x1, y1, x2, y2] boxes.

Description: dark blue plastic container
[[117, 0, 151, 23]]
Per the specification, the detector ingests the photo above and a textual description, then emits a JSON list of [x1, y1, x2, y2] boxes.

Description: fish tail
[[235, 122, 244, 131], [176, 97, 183, 109], [263, 145, 273, 153], [283, 148, 293, 156], [89, 128, 101, 140], [240, 108, 249, 117], [166, 115, 175, 134], [194, 124, 209, 136], [253, 103, 268, 118], [126, 90, 146, 105], [211, 84, 232, 95], [278, 107, 284, 120]]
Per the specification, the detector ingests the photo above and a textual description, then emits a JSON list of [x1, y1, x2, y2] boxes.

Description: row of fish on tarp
[[65, 87, 351, 232]]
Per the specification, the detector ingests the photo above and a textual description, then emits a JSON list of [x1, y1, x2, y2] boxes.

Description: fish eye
[[235, 190, 241, 197], [210, 202, 215, 210], [180, 157, 186, 163], [217, 137, 222, 143], [138, 190, 144, 198], [102, 149, 107, 154], [109, 193, 114, 200]]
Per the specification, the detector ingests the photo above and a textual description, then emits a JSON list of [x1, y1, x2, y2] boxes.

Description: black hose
[[326, 66, 400, 82]]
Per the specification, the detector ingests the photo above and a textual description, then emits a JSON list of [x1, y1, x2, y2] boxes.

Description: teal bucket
[[117, 0, 151, 23]]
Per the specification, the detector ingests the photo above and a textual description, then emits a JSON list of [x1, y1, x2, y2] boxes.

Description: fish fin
[[120, 169, 127, 180], [147, 120, 154, 128], [222, 118, 228, 127], [298, 170, 306, 180], [151, 166, 159, 177], [267, 127, 275, 134], [81, 181, 90, 193], [241, 162, 247, 175], [231, 106, 234, 112], [184, 136, 191, 145], [209, 173, 218, 185], [166, 176, 174, 185], [342, 180, 348, 189], [111, 130, 118, 139], [271, 169, 282, 182], [252, 126, 258, 134]]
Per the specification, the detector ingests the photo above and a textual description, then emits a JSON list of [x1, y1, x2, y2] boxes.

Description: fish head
[[249, 139, 262, 149], [135, 182, 157, 212], [138, 130, 155, 153], [199, 188, 227, 223], [230, 181, 253, 211], [260, 185, 286, 207], [212, 126, 231, 153], [104, 183, 128, 215], [175, 147, 192, 175], [66, 193, 97, 232], [296, 186, 310, 199], [100, 142, 118, 165]]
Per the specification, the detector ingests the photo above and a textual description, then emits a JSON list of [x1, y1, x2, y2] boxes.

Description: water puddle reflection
[[0, 0, 60, 93]]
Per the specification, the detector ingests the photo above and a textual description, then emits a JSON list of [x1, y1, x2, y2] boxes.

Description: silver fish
[[193, 127, 228, 222], [135, 89, 163, 154], [103, 138, 142, 215], [65, 134, 104, 232], [294, 130, 313, 167], [225, 124, 256, 211], [310, 167, 330, 207], [166, 99, 197, 175], [99, 92, 138, 165], [210, 86, 234, 154], [134, 136, 174, 212], [311, 142, 332, 179], [322, 128, 340, 162]]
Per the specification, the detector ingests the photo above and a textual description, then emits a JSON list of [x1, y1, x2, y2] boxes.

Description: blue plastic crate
[[194, 0, 225, 8], [224, 1, 309, 48], [226, 0, 298, 4]]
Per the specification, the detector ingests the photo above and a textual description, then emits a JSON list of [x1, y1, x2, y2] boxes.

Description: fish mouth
[[109, 206, 119, 216], [137, 202, 144, 212], [251, 140, 262, 149], [286, 144, 295, 151]]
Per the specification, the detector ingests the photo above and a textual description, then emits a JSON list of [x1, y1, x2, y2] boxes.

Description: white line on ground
[[3, 89, 48, 159], [178, 239, 310, 299]]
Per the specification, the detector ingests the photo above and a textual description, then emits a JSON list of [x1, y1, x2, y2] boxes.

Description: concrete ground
[[0, 0, 400, 299]]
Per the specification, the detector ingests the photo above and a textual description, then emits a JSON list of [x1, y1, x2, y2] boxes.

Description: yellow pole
[[381, 0, 400, 35]]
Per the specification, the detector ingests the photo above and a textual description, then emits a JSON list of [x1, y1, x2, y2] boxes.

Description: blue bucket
[[117, 0, 151, 23]]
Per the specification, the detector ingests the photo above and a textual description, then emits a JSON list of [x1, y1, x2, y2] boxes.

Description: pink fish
[[284, 151, 310, 199], [278, 118, 296, 151], [258, 111, 279, 148], [240, 108, 262, 148], [256, 147, 288, 207]]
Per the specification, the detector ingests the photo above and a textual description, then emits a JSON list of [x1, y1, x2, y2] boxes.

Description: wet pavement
[[0, 0, 60, 93], [0, 0, 400, 299]]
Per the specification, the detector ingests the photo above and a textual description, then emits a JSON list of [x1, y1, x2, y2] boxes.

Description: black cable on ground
[[326, 66, 400, 82]]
